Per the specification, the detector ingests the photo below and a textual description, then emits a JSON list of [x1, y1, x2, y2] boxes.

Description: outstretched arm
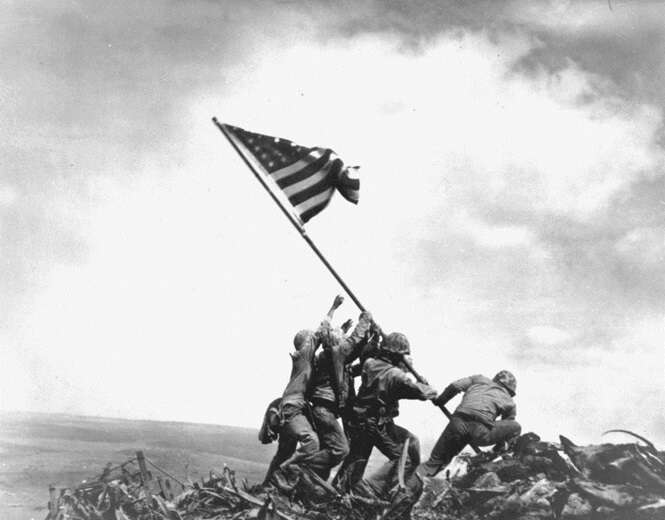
[[391, 371, 438, 401], [315, 295, 345, 347], [433, 375, 475, 406], [325, 294, 345, 322]]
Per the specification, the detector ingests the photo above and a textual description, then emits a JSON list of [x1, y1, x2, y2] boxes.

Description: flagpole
[[212, 118, 476, 447], [212, 117, 367, 312]]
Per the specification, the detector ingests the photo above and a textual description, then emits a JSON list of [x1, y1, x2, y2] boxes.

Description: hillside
[[0, 411, 275, 520]]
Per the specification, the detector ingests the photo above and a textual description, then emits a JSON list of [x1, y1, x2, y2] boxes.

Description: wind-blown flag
[[221, 124, 359, 223]]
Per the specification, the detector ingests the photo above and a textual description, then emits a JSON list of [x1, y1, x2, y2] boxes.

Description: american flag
[[222, 124, 359, 223]]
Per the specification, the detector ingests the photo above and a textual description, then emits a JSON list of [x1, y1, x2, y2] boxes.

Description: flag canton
[[226, 125, 309, 173]]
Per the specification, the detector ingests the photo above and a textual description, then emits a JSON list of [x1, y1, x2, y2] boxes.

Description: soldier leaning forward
[[267, 296, 344, 485], [334, 332, 437, 493], [419, 370, 522, 478]]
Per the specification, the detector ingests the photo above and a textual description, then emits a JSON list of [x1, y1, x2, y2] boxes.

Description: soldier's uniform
[[420, 371, 522, 477], [334, 334, 436, 493], [276, 330, 322, 471], [307, 311, 373, 479], [259, 397, 296, 485]]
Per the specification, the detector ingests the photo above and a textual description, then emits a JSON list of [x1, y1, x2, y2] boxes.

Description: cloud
[[615, 226, 665, 266], [1, 1, 663, 446], [527, 325, 572, 345], [451, 211, 534, 249]]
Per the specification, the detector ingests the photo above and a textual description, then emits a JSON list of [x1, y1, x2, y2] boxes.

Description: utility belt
[[453, 411, 494, 429], [352, 404, 397, 426]]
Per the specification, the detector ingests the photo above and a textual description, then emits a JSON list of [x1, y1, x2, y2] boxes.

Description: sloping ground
[[43, 431, 665, 520], [0, 412, 275, 520]]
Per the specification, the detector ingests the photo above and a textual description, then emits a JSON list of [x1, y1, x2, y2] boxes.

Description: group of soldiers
[[258, 295, 522, 514]]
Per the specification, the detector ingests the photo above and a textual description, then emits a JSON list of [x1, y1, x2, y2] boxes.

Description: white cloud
[[452, 211, 534, 249], [217, 30, 662, 222], [0, 184, 17, 207], [615, 226, 665, 266], [526, 325, 572, 346]]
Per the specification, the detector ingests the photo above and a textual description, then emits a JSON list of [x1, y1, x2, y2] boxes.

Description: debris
[[414, 432, 665, 520], [44, 432, 665, 520]]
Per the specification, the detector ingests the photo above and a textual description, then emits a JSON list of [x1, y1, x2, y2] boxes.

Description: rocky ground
[[44, 431, 665, 520]]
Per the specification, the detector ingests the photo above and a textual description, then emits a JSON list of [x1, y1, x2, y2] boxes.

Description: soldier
[[335, 332, 437, 493], [307, 309, 374, 479], [419, 370, 522, 478], [258, 397, 294, 486], [270, 295, 344, 485]]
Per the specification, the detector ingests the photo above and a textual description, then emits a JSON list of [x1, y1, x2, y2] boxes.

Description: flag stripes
[[222, 124, 359, 223]]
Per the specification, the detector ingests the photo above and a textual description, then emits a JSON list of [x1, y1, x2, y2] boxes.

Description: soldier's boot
[[383, 471, 424, 520], [269, 464, 301, 494]]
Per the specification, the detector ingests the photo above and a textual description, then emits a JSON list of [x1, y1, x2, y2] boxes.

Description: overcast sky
[[1, 0, 664, 447]]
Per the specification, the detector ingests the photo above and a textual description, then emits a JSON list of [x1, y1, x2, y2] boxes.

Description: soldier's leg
[[388, 423, 420, 475], [279, 412, 320, 468], [486, 419, 522, 446], [364, 421, 415, 497], [263, 436, 297, 485], [419, 416, 470, 478], [332, 421, 373, 491], [311, 406, 349, 464], [309, 405, 349, 479]]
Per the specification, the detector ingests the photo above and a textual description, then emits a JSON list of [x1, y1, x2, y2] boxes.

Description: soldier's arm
[[391, 370, 438, 401], [339, 311, 373, 362], [501, 402, 517, 421], [325, 294, 344, 322], [433, 375, 475, 406]]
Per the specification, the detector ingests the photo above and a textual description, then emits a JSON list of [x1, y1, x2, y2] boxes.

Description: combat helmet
[[293, 329, 315, 350], [381, 332, 411, 356], [493, 370, 517, 396]]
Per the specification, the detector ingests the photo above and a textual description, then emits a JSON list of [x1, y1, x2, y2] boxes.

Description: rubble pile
[[44, 432, 665, 520], [414, 432, 665, 520], [44, 451, 385, 520]]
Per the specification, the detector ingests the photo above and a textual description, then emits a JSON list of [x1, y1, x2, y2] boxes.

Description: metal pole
[[212, 117, 366, 311]]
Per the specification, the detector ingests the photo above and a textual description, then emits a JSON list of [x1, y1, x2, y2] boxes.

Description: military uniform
[[335, 357, 435, 491], [275, 330, 323, 471], [307, 312, 373, 479], [421, 373, 522, 477]]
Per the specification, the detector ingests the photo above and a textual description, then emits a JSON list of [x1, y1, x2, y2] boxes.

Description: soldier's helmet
[[293, 329, 315, 350], [493, 370, 517, 396], [382, 332, 411, 356]]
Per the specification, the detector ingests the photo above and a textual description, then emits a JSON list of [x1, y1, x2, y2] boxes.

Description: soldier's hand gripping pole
[[401, 357, 482, 455]]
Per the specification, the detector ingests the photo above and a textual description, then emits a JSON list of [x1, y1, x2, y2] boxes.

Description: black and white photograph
[[1, 1, 664, 519]]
